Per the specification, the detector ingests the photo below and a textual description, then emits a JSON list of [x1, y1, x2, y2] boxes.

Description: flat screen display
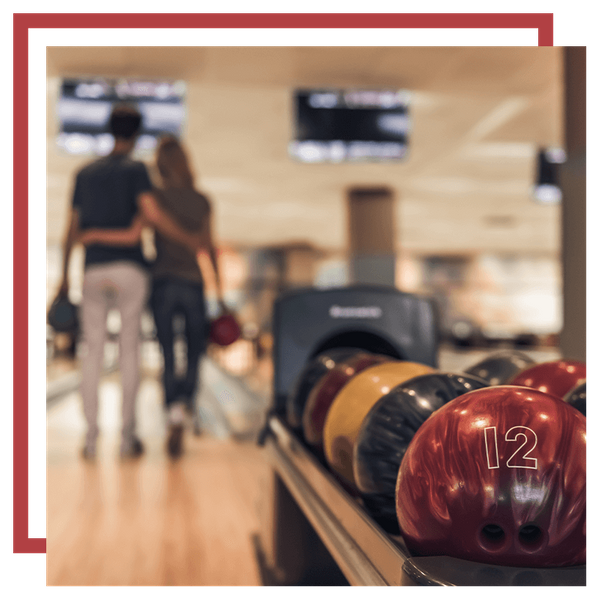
[[57, 78, 186, 156], [532, 147, 566, 205], [290, 89, 410, 163]]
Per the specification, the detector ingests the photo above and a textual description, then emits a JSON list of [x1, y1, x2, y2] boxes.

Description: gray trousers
[[80, 262, 149, 450]]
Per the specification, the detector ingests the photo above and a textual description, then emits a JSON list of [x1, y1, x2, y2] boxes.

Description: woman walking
[[149, 136, 225, 457]]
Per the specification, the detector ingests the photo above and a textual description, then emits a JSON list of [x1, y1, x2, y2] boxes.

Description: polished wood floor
[[47, 363, 272, 586]]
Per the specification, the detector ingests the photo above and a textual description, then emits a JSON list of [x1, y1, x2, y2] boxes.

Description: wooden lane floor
[[47, 368, 271, 586]]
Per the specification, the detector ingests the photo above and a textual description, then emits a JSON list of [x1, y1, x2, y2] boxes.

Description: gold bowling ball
[[323, 360, 435, 486]]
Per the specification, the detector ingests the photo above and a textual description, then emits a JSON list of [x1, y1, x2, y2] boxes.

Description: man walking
[[59, 105, 153, 459]]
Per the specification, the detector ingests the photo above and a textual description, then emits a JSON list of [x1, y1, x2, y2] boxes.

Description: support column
[[560, 47, 586, 361], [283, 243, 321, 288], [347, 186, 396, 286]]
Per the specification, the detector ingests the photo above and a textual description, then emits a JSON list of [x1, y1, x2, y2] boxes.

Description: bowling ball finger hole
[[479, 524, 506, 551], [480, 523, 544, 552], [518, 524, 544, 551]]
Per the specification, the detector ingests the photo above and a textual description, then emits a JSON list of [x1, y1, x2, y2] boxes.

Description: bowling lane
[[46, 345, 271, 586]]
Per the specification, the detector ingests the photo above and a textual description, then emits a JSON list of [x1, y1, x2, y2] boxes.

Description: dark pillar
[[347, 186, 396, 286], [560, 47, 586, 361]]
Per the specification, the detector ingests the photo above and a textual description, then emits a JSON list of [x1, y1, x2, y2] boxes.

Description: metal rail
[[265, 415, 412, 585]]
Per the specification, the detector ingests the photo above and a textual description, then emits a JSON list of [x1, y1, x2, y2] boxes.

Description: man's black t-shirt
[[72, 154, 152, 268]]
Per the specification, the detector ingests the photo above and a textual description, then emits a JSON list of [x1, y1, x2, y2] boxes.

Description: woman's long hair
[[156, 135, 195, 189]]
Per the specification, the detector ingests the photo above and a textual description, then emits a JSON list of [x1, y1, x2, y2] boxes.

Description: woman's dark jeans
[[150, 277, 209, 408]]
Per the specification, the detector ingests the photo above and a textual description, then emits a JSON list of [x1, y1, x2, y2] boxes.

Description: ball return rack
[[255, 414, 586, 586], [261, 288, 585, 585]]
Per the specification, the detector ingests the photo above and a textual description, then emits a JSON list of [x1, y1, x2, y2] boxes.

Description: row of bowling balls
[[285, 348, 586, 568]]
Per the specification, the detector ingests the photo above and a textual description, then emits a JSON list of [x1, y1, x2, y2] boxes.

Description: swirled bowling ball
[[286, 347, 363, 429], [464, 350, 535, 385], [395, 386, 586, 568], [508, 359, 586, 399], [564, 381, 586, 416], [353, 372, 489, 533], [323, 360, 435, 487], [302, 352, 391, 452]]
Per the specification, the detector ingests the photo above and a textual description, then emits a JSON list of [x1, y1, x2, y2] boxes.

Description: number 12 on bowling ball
[[395, 386, 586, 568], [484, 426, 538, 470]]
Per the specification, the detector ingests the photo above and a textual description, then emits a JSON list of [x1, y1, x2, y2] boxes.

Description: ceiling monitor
[[289, 88, 410, 163], [56, 77, 186, 156], [532, 147, 566, 205]]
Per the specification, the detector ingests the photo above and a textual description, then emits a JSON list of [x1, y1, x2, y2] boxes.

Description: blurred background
[[46, 47, 570, 366]]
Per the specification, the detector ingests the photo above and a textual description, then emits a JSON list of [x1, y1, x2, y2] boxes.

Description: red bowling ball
[[508, 359, 585, 399], [286, 347, 363, 430], [302, 352, 389, 451], [395, 386, 586, 568], [209, 313, 241, 346]]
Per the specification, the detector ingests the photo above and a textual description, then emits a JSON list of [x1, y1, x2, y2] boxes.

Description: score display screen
[[290, 89, 410, 163], [57, 78, 186, 156]]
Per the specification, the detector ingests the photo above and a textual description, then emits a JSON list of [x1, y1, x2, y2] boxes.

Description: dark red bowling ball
[[564, 381, 586, 416], [464, 350, 535, 385], [396, 386, 586, 568], [209, 313, 241, 346], [353, 372, 489, 533], [508, 359, 586, 399], [302, 352, 390, 452], [286, 347, 363, 429]]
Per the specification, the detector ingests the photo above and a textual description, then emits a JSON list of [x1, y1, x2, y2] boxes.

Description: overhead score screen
[[290, 89, 410, 163], [57, 78, 186, 156], [532, 147, 566, 205]]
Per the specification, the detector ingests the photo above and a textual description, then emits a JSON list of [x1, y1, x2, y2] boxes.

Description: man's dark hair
[[109, 104, 142, 140]]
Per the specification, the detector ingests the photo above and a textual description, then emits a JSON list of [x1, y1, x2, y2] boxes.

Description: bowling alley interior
[[45, 46, 586, 586]]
